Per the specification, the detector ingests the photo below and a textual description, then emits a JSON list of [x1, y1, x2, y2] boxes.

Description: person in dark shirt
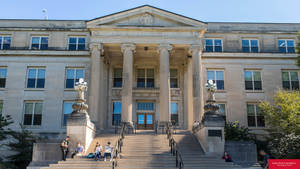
[[60, 136, 70, 161], [259, 150, 270, 169], [222, 151, 233, 162]]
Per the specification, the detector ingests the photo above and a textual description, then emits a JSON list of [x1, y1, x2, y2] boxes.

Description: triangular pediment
[[87, 5, 207, 29]]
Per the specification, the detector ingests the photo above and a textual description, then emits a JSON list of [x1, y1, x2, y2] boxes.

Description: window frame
[[136, 68, 155, 88], [205, 38, 223, 52], [136, 102, 155, 113], [170, 68, 179, 88], [68, 36, 86, 51], [113, 68, 123, 88], [244, 70, 262, 91], [23, 101, 43, 126], [242, 39, 259, 53], [170, 101, 179, 126], [216, 103, 227, 121], [247, 103, 265, 128], [0, 67, 7, 88], [30, 36, 49, 50], [206, 69, 225, 90], [278, 39, 295, 53], [112, 101, 122, 126], [65, 68, 85, 89], [281, 71, 299, 90], [0, 36, 11, 50], [26, 67, 46, 89]]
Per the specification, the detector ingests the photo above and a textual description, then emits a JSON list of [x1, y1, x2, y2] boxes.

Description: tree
[[297, 31, 300, 66], [259, 90, 300, 135], [259, 90, 300, 158], [225, 121, 253, 141], [6, 125, 37, 169], [0, 115, 13, 144]]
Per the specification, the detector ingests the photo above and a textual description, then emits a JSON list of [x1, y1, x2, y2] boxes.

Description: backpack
[[86, 153, 95, 158]]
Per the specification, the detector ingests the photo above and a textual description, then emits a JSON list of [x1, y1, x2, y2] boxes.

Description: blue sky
[[1, 0, 300, 23]]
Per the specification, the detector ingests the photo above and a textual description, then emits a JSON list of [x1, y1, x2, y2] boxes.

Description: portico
[[86, 5, 207, 130]]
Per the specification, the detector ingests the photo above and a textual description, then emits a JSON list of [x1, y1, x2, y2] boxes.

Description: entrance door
[[137, 113, 154, 130]]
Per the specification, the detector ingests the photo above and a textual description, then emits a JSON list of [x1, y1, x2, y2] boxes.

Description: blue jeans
[[95, 152, 101, 160]]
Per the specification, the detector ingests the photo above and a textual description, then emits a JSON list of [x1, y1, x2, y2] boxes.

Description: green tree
[[6, 125, 37, 169], [297, 31, 300, 66], [259, 90, 300, 135], [224, 121, 253, 141], [0, 115, 13, 144]]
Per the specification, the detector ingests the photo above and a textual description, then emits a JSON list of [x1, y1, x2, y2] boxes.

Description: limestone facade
[[0, 5, 299, 137]]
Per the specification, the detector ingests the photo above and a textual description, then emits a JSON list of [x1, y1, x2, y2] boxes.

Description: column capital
[[189, 44, 202, 54], [157, 43, 173, 52], [121, 43, 136, 53], [89, 43, 104, 55]]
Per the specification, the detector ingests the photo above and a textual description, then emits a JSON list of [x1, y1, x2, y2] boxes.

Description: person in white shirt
[[94, 143, 102, 161], [103, 142, 113, 161]]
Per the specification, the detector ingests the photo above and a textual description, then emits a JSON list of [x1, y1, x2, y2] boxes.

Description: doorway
[[136, 113, 154, 130]]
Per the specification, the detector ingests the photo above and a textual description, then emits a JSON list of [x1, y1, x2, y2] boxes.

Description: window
[[247, 103, 265, 127], [244, 70, 262, 90], [242, 39, 258, 53], [137, 102, 154, 111], [26, 68, 45, 88], [0, 101, 3, 115], [31, 36, 48, 50], [113, 68, 123, 88], [68, 37, 86, 50], [0, 36, 11, 50], [207, 70, 224, 90], [278, 40, 295, 53], [137, 69, 154, 88], [217, 103, 226, 121], [112, 101, 121, 126], [65, 68, 84, 88], [63, 102, 74, 126], [0, 68, 7, 88], [171, 102, 178, 125], [23, 101, 43, 126], [205, 39, 222, 52], [170, 69, 178, 88], [282, 71, 299, 90]]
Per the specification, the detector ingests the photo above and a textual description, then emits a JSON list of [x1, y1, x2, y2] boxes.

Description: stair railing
[[166, 124, 184, 169], [112, 122, 126, 169]]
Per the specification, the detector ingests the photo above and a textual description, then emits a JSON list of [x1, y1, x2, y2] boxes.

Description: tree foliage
[[225, 121, 253, 141], [259, 90, 300, 135], [0, 115, 13, 143]]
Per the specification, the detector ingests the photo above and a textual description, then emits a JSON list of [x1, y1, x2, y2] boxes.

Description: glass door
[[136, 113, 154, 130]]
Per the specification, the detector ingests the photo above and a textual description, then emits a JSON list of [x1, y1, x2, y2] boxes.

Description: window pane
[[113, 102, 122, 114], [114, 68, 122, 78], [251, 47, 259, 53], [171, 114, 178, 125], [76, 69, 84, 79], [218, 104, 226, 116], [278, 40, 286, 47], [78, 38, 85, 44], [251, 40, 258, 47], [282, 72, 289, 81], [25, 103, 33, 114], [37, 69, 45, 78], [205, 39, 213, 46], [147, 69, 154, 78], [216, 80, 224, 90], [69, 44, 76, 50], [66, 69, 75, 79], [69, 37, 77, 44], [242, 47, 250, 53], [137, 78, 145, 88], [247, 104, 255, 115], [112, 114, 121, 126], [254, 81, 262, 90], [137, 69, 145, 78], [28, 69, 36, 79], [23, 114, 32, 125], [170, 69, 177, 78], [146, 78, 154, 88], [287, 40, 294, 47], [257, 116, 265, 127], [282, 81, 290, 90], [137, 103, 154, 111], [0, 69, 7, 78], [40, 44, 48, 50], [170, 78, 178, 88], [214, 46, 222, 52], [41, 37, 48, 44], [207, 71, 214, 80], [290, 72, 298, 81], [114, 78, 122, 87], [216, 71, 224, 80], [0, 37, 2, 46], [0, 102, 3, 114], [170, 102, 178, 115], [34, 103, 43, 115], [205, 46, 213, 52], [32, 37, 40, 44], [33, 114, 42, 125], [214, 39, 222, 46], [247, 116, 256, 127], [242, 40, 249, 47], [77, 44, 85, 50], [3, 37, 11, 49], [63, 102, 73, 126], [291, 81, 299, 90], [244, 71, 252, 81], [287, 47, 295, 53], [253, 72, 261, 81]]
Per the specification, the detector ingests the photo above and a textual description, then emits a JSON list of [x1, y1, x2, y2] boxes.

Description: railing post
[[176, 150, 178, 167]]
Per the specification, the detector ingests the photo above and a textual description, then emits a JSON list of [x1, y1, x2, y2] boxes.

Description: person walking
[[60, 136, 70, 161], [259, 150, 270, 169]]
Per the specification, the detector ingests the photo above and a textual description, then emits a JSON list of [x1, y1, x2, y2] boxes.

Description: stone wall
[[225, 141, 257, 165]]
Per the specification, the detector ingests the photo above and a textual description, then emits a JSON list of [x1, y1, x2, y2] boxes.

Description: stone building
[[0, 5, 299, 138]]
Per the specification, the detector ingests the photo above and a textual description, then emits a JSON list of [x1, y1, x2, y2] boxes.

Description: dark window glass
[[137, 78, 145, 88], [77, 44, 85, 50], [23, 114, 32, 125], [69, 44, 76, 50], [66, 69, 83, 88], [287, 40, 295, 53], [146, 79, 154, 88], [245, 81, 253, 90], [112, 102, 122, 126], [214, 46, 222, 52], [27, 69, 36, 88], [171, 114, 178, 125], [31, 44, 39, 50], [257, 116, 265, 127], [282, 81, 290, 90], [170, 79, 178, 88], [205, 39, 213, 52], [40, 44, 48, 50], [2, 37, 11, 50], [63, 102, 73, 126], [0, 68, 7, 88], [24, 102, 42, 126], [205, 46, 213, 52], [242, 47, 250, 53], [171, 102, 178, 125], [113, 68, 122, 87], [247, 104, 256, 127], [33, 114, 42, 125], [254, 81, 262, 90], [66, 79, 74, 88]]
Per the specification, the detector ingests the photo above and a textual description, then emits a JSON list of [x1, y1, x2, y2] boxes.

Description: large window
[[63, 102, 74, 126], [205, 39, 222, 52], [282, 71, 299, 90], [170, 69, 178, 88], [0, 36, 11, 50], [0, 101, 3, 115], [27, 68, 46, 88], [242, 39, 259, 53], [112, 101, 122, 126], [23, 101, 43, 126], [137, 102, 154, 111], [171, 102, 178, 125], [113, 68, 123, 88], [31, 36, 48, 50], [137, 69, 154, 88], [0, 68, 7, 88], [207, 70, 224, 90], [217, 103, 226, 121], [278, 39, 295, 53], [244, 70, 262, 91], [65, 68, 84, 88], [68, 37, 86, 51], [247, 103, 265, 127]]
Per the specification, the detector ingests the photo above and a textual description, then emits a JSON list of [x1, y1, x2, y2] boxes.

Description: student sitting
[[71, 142, 84, 158], [94, 143, 102, 161], [222, 151, 232, 162], [103, 142, 113, 161]]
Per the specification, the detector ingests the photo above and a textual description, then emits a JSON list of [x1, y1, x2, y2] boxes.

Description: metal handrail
[[166, 124, 184, 169], [112, 122, 126, 169]]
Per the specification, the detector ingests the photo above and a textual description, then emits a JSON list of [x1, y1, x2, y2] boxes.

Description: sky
[[1, 0, 300, 23]]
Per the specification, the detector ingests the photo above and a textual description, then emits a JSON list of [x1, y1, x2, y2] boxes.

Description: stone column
[[88, 43, 104, 122], [189, 44, 204, 121], [121, 43, 136, 125], [158, 44, 173, 126], [184, 57, 194, 130]]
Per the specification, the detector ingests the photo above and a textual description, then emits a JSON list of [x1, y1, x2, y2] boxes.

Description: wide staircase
[[41, 130, 261, 169]]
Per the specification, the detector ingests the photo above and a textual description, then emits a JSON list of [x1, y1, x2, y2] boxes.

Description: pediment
[[87, 5, 207, 29]]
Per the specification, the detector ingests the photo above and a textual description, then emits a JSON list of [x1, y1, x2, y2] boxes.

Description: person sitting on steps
[[71, 142, 84, 158], [222, 151, 232, 162], [103, 142, 113, 161], [94, 143, 102, 161]]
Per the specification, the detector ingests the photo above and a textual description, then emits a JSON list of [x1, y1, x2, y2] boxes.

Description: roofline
[[88, 4, 207, 24], [0, 19, 87, 22], [208, 21, 300, 24]]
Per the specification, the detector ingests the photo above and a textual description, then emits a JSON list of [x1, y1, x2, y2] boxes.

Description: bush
[[225, 121, 253, 141]]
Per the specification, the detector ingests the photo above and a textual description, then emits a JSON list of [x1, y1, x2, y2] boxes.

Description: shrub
[[225, 121, 253, 141]]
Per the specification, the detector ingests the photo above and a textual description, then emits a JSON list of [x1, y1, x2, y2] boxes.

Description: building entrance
[[137, 112, 154, 130]]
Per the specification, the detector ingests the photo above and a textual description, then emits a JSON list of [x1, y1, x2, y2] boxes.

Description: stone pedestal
[[66, 113, 96, 152]]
